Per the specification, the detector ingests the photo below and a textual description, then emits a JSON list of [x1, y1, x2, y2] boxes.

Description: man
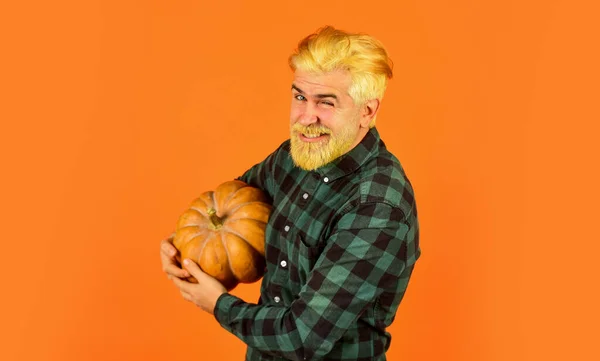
[[160, 26, 421, 361]]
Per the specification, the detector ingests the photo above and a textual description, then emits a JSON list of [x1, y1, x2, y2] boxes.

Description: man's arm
[[213, 201, 419, 361]]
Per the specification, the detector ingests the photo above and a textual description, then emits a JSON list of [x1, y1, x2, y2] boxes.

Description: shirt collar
[[313, 127, 381, 182]]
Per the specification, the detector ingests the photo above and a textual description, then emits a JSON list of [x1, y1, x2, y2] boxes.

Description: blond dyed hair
[[288, 26, 394, 127]]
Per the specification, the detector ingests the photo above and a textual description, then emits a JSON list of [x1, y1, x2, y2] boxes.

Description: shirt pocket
[[294, 234, 323, 285]]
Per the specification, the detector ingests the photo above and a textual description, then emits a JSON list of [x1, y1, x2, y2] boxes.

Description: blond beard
[[289, 122, 358, 171]]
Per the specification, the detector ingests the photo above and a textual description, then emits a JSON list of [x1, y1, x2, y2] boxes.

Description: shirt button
[[284, 225, 290, 232], [302, 193, 309, 200], [280, 260, 287, 268], [323, 177, 329, 183], [274, 296, 281, 303]]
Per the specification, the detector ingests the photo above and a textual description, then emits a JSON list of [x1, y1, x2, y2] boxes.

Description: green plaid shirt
[[214, 127, 421, 361]]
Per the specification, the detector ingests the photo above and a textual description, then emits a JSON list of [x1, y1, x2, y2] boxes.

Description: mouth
[[299, 132, 329, 142]]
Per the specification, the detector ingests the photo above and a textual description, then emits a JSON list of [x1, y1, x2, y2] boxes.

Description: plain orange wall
[[1, 1, 599, 360]]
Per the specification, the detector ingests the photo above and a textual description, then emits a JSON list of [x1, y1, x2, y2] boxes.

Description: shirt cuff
[[213, 293, 243, 330]]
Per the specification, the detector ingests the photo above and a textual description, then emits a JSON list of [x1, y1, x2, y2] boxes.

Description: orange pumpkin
[[173, 180, 272, 290]]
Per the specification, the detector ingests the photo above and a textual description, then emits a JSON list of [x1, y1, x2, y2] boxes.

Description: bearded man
[[160, 26, 421, 361]]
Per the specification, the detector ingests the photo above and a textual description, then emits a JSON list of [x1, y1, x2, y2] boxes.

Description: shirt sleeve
[[213, 201, 418, 361]]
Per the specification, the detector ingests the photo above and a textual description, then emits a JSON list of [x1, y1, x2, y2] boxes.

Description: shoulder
[[356, 142, 417, 219], [275, 138, 291, 153], [257, 138, 292, 173], [268, 139, 300, 181], [268, 139, 291, 163]]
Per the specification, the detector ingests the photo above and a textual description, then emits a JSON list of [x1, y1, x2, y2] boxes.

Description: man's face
[[289, 70, 367, 171]]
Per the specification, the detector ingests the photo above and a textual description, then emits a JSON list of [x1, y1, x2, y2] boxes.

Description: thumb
[[182, 258, 205, 278]]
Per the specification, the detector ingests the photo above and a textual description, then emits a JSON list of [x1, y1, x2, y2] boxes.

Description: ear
[[359, 99, 380, 128]]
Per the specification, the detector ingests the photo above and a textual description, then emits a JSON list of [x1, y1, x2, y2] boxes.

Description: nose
[[297, 102, 319, 126]]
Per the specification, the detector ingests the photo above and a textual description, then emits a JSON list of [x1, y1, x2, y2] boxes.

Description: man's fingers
[[160, 239, 177, 258], [162, 260, 190, 278], [165, 268, 189, 279], [182, 259, 204, 278], [160, 237, 190, 278], [172, 275, 193, 294], [179, 289, 192, 302]]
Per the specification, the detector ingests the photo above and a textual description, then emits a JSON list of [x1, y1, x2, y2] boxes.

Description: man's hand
[[159, 233, 190, 280], [172, 259, 227, 314]]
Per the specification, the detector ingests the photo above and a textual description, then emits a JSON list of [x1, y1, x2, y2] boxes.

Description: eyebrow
[[292, 84, 338, 101]]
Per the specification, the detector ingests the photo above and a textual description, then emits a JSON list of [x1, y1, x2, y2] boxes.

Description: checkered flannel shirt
[[214, 127, 421, 361]]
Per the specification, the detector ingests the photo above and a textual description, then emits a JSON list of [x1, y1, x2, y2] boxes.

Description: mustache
[[291, 124, 331, 135]]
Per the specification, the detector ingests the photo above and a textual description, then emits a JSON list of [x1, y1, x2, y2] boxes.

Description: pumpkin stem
[[207, 208, 223, 229]]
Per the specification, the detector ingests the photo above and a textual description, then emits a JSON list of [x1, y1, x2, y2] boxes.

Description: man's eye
[[294, 94, 306, 101], [321, 101, 334, 107]]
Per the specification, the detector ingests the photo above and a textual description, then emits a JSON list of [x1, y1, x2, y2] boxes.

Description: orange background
[[1, 1, 599, 360]]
